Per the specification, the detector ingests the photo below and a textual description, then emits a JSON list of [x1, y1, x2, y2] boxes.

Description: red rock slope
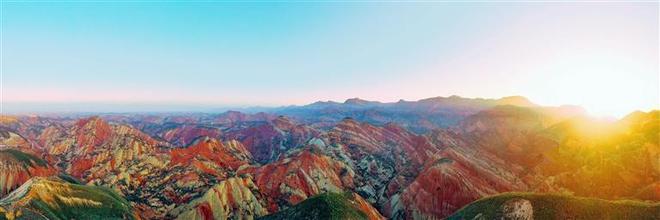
[[171, 177, 268, 220], [0, 149, 58, 197], [254, 148, 355, 212]]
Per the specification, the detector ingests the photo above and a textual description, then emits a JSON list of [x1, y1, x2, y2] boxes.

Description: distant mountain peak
[[340, 116, 357, 123], [344, 97, 373, 105], [75, 116, 109, 129], [495, 96, 536, 107], [307, 100, 340, 108], [312, 100, 337, 104]]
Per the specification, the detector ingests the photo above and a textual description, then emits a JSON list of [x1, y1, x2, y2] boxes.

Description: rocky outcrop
[[171, 177, 268, 220], [351, 192, 387, 220], [38, 117, 167, 179], [495, 198, 533, 220], [170, 137, 253, 176], [389, 149, 527, 219], [224, 116, 320, 163], [0, 149, 58, 198], [89, 138, 256, 219], [162, 125, 222, 146], [0, 129, 32, 153], [324, 119, 441, 208], [254, 148, 355, 212]]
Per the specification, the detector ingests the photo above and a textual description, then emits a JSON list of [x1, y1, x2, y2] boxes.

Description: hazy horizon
[[0, 95, 632, 119], [2, 1, 658, 117]]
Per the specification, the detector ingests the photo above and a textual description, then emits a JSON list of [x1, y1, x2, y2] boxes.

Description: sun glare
[[530, 55, 658, 118]]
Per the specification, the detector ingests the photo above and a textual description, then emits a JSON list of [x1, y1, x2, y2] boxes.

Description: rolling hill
[[447, 192, 660, 220]]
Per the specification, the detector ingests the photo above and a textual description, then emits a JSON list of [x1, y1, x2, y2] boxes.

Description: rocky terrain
[[0, 96, 657, 219], [0, 149, 58, 198]]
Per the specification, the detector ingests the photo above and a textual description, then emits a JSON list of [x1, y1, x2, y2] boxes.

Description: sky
[[1, 1, 658, 117]]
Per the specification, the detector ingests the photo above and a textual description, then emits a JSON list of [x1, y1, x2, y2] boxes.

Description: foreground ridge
[[0, 177, 135, 220], [447, 192, 660, 220], [259, 192, 384, 220]]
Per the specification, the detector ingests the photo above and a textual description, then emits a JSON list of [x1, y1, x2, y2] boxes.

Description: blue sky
[[2, 1, 658, 116]]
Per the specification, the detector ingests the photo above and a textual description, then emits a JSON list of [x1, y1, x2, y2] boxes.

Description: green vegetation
[[433, 157, 453, 166], [447, 192, 660, 220], [0, 178, 135, 220], [56, 173, 82, 184], [259, 192, 368, 220], [0, 149, 48, 167]]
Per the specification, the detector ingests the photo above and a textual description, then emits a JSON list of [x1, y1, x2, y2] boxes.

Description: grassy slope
[[447, 192, 660, 220], [0, 149, 48, 167], [0, 178, 134, 220], [259, 192, 368, 220]]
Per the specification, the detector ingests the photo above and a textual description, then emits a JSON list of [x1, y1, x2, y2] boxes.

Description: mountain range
[[0, 95, 657, 219]]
